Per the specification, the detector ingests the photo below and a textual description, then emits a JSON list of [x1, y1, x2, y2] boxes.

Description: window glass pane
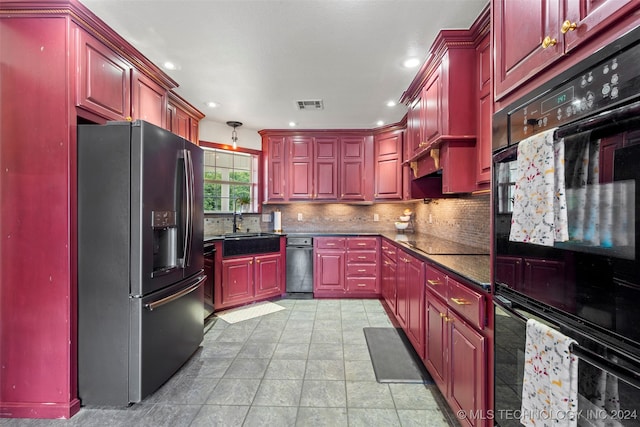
[[202, 147, 258, 213]]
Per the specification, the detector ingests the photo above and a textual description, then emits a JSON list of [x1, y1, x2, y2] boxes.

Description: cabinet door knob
[[541, 36, 557, 49], [561, 20, 578, 34]]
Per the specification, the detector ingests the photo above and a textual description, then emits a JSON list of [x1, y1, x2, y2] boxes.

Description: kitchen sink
[[223, 232, 279, 239], [222, 233, 281, 257]]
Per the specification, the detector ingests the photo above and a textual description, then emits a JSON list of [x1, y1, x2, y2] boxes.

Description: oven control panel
[[509, 38, 640, 144]]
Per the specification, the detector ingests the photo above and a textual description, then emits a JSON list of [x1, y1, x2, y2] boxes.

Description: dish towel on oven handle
[[521, 318, 578, 427], [509, 128, 569, 247]]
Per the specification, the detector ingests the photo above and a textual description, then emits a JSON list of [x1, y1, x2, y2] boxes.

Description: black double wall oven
[[492, 27, 640, 427]]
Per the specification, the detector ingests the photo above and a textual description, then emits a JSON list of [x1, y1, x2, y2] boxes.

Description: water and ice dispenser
[[151, 210, 178, 276]]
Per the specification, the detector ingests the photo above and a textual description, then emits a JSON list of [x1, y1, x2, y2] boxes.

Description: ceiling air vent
[[296, 99, 324, 110]]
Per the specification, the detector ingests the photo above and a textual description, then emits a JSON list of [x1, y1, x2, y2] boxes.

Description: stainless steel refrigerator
[[77, 120, 205, 406]]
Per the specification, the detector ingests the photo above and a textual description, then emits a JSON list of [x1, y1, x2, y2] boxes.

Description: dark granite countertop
[[205, 231, 491, 292]]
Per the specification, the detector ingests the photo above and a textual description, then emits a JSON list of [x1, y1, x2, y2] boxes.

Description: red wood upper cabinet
[[374, 130, 403, 200], [494, 0, 640, 101], [564, 0, 638, 52], [314, 136, 339, 200], [265, 135, 287, 201], [476, 33, 492, 187], [407, 99, 422, 156], [340, 135, 370, 201], [288, 136, 314, 200], [421, 69, 441, 146], [76, 29, 131, 121], [288, 135, 338, 201], [166, 92, 204, 144], [493, 0, 562, 101], [131, 70, 167, 128]]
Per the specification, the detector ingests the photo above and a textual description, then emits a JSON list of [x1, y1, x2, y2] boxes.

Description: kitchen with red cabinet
[[3, 0, 640, 425]]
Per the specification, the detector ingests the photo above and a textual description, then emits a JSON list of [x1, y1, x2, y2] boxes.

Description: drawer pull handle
[[451, 297, 471, 306], [358, 269, 366, 272], [326, 243, 336, 246], [357, 283, 367, 287], [561, 20, 577, 34], [358, 256, 367, 259], [357, 243, 366, 246], [427, 279, 442, 286], [439, 312, 447, 318]]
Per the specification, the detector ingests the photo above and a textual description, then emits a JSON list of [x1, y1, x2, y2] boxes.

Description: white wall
[[198, 119, 262, 150]]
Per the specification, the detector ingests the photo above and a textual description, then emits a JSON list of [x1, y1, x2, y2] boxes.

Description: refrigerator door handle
[[186, 148, 195, 266], [144, 275, 205, 311], [181, 149, 193, 267]]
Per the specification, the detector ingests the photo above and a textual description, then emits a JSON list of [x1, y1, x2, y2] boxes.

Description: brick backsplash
[[205, 195, 490, 251], [412, 194, 490, 250]]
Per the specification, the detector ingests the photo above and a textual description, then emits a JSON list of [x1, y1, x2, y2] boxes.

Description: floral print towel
[[510, 128, 568, 246], [521, 319, 578, 427]]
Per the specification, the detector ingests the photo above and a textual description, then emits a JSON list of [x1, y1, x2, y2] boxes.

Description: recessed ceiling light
[[163, 61, 177, 70], [376, 120, 384, 126], [289, 122, 297, 127], [205, 101, 219, 108], [403, 57, 420, 68], [386, 100, 396, 107]]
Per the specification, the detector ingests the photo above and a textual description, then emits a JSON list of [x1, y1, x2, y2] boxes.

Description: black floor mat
[[363, 327, 434, 384]]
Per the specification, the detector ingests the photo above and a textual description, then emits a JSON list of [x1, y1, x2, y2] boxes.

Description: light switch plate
[[297, 213, 303, 221]]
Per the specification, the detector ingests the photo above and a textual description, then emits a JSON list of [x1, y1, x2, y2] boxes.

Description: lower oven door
[[494, 296, 640, 427]]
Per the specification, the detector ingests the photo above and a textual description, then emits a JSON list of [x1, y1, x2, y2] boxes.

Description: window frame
[[199, 140, 263, 214]]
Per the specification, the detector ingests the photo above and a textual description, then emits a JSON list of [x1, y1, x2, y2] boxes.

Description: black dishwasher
[[286, 236, 314, 296]]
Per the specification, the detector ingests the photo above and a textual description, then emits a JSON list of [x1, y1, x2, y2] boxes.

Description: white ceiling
[[79, 0, 488, 132]]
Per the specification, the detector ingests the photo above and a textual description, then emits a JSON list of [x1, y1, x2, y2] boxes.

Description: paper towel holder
[[273, 210, 282, 233]]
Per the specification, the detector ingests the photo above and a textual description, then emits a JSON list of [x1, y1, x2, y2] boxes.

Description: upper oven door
[[493, 117, 640, 346]]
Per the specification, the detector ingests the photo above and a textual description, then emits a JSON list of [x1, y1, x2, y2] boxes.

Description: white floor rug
[[215, 301, 285, 324]]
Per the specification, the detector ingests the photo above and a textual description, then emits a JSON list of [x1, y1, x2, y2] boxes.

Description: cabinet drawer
[[425, 265, 447, 301], [346, 277, 378, 292], [447, 277, 485, 330], [381, 242, 397, 258], [315, 237, 346, 249], [347, 237, 378, 250], [346, 264, 377, 277], [346, 251, 376, 264]]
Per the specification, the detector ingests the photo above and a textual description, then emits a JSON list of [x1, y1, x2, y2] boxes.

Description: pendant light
[[227, 121, 242, 149]]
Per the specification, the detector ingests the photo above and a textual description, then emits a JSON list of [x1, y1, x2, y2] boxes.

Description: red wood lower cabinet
[[221, 257, 254, 307], [404, 253, 425, 360], [449, 310, 487, 427], [425, 290, 488, 427], [381, 251, 398, 315], [254, 253, 282, 297], [218, 252, 284, 310]]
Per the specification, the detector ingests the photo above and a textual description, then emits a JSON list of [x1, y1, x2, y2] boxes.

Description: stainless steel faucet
[[232, 198, 242, 233]]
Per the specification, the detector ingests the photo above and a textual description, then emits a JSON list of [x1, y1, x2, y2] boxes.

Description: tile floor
[[5, 298, 458, 427]]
